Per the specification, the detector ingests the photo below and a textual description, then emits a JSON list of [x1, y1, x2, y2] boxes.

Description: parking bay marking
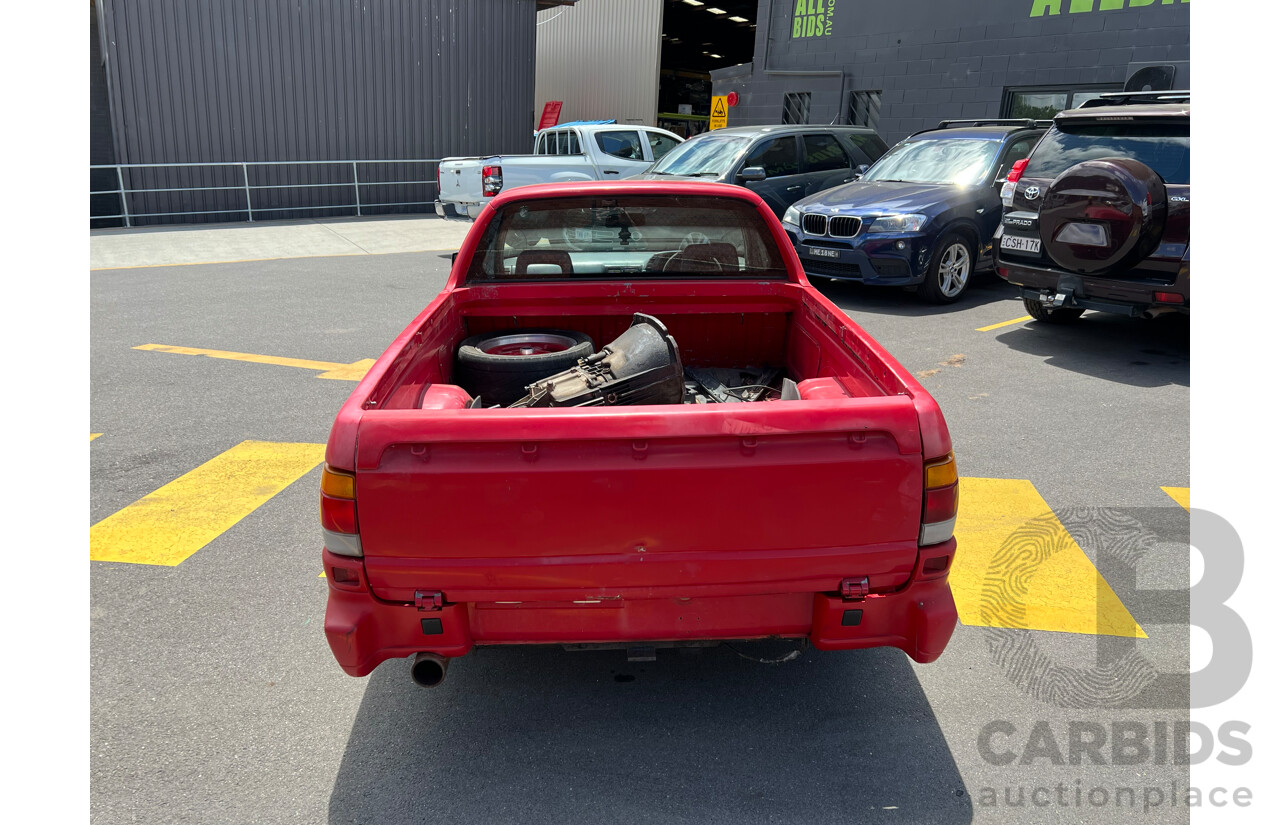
[[90, 440, 326, 566], [90, 450, 1162, 639], [976, 315, 1033, 332], [1162, 486, 1190, 511], [134, 343, 374, 381], [949, 477, 1147, 638]]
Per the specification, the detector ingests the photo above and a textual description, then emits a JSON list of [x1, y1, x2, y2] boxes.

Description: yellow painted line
[[951, 477, 1146, 638], [91, 433, 102, 441], [1162, 486, 1190, 511], [135, 343, 375, 381], [976, 315, 1033, 332], [90, 441, 326, 566]]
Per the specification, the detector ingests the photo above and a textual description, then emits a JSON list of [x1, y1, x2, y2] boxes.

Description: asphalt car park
[[91, 241, 1190, 824]]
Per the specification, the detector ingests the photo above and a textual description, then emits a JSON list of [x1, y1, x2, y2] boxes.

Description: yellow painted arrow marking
[[1162, 486, 1190, 512], [134, 343, 374, 381], [951, 477, 1145, 638], [91, 433, 102, 441], [90, 441, 325, 566]]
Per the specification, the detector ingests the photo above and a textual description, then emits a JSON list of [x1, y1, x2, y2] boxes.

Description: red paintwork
[[323, 181, 958, 676]]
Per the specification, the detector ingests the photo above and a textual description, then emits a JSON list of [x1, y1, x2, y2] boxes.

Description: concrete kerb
[[90, 215, 472, 270]]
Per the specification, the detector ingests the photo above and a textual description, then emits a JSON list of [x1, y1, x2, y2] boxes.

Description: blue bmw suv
[[782, 120, 1048, 303]]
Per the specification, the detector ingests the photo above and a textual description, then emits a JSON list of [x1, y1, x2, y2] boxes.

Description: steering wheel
[[680, 231, 710, 251], [504, 229, 532, 250], [662, 251, 722, 273]]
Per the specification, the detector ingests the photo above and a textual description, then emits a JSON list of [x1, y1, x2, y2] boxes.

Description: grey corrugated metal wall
[[535, 0, 662, 126], [96, 0, 539, 225], [91, 1, 120, 229]]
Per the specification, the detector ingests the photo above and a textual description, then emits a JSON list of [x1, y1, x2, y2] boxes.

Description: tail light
[[435, 163, 441, 195], [482, 165, 503, 197], [321, 465, 362, 557], [996, 266, 1009, 279], [1006, 158, 1029, 184], [1154, 291, 1184, 304], [920, 452, 958, 546]]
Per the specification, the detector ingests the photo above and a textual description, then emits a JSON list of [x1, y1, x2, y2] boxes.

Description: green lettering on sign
[[1030, 0, 1185, 16], [793, 0, 835, 39]]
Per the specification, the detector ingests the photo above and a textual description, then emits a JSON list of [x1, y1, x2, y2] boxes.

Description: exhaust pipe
[[410, 652, 449, 688]]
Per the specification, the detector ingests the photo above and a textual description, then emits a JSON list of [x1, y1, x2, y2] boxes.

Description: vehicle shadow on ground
[[815, 275, 1019, 318], [995, 312, 1189, 388], [328, 645, 972, 825]]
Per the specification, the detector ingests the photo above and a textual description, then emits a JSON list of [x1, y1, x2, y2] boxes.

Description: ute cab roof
[[453, 180, 808, 287]]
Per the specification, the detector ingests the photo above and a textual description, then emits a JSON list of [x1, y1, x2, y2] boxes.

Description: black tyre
[[1023, 296, 1085, 324], [454, 329, 594, 406], [918, 231, 975, 304]]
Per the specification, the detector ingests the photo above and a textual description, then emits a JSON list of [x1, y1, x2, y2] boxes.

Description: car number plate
[[808, 248, 840, 258], [1000, 235, 1041, 253]]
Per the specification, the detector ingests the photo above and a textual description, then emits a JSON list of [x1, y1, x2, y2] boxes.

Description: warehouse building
[[534, 0, 757, 136], [91, 0, 573, 226], [711, 0, 1189, 141]]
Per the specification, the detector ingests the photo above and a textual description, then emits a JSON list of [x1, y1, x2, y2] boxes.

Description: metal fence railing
[[89, 159, 442, 227]]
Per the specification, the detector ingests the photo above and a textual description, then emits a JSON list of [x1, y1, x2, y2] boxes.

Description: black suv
[[994, 91, 1190, 322], [635, 125, 890, 218]]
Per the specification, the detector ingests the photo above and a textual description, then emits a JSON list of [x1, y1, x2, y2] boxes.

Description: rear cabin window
[[802, 134, 851, 173], [647, 132, 681, 161], [466, 195, 789, 282], [744, 137, 800, 177], [595, 130, 644, 160], [1023, 122, 1190, 185]]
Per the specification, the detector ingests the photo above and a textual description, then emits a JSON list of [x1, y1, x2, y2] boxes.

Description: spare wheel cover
[[1038, 158, 1167, 275]]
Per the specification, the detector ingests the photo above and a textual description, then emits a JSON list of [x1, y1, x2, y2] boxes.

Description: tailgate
[[438, 157, 487, 204], [353, 399, 925, 603]]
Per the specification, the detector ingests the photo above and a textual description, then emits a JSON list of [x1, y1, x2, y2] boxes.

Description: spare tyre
[[454, 329, 595, 406], [1038, 158, 1167, 275]]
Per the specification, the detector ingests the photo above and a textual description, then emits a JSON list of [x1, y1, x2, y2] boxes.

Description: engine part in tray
[[509, 313, 684, 407], [683, 366, 784, 403], [454, 328, 595, 406]]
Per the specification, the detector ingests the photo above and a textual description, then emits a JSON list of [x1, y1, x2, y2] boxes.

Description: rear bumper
[[322, 542, 959, 676], [998, 257, 1189, 316], [434, 200, 482, 221]]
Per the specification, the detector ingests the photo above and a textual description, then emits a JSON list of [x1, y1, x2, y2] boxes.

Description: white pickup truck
[[434, 122, 684, 220]]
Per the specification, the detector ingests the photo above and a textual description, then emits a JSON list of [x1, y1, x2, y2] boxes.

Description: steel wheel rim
[[939, 243, 971, 298], [479, 333, 577, 357]]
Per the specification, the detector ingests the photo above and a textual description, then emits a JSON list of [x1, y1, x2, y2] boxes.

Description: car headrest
[[514, 249, 574, 277]]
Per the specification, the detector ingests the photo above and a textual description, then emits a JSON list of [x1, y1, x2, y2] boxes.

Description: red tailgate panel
[[357, 428, 922, 601]]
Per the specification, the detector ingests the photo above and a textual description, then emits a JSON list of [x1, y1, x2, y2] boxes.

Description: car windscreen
[[1022, 122, 1190, 185], [647, 135, 753, 177], [861, 138, 1000, 185], [466, 195, 789, 282]]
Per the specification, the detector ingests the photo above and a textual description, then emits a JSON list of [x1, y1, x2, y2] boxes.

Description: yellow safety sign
[[709, 96, 728, 130]]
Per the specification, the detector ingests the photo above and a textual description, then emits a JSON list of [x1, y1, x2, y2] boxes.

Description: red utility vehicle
[[322, 181, 959, 686]]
